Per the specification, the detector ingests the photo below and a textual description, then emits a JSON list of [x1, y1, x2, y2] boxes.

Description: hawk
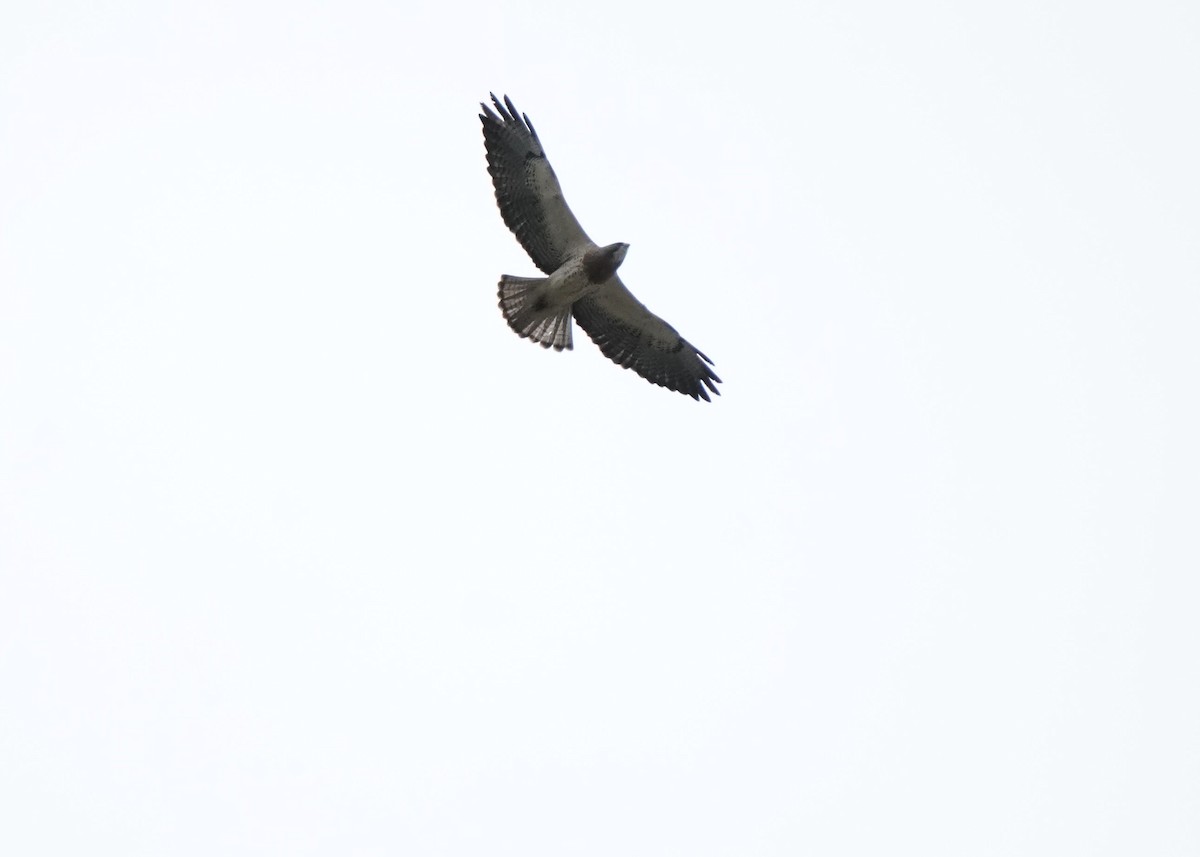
[[480, 93, 721, 401]]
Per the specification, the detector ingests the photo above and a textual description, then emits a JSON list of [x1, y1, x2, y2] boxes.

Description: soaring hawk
[[480, 94, 721, 401]]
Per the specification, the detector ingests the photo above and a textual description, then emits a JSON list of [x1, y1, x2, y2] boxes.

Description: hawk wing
[[574, 277, 722, 401], [480, 94, 594, 274]]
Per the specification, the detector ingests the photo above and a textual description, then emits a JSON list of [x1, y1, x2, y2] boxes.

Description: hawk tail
[[498, 275, 573, 351]]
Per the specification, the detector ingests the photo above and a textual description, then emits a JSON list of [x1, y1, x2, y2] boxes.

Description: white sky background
[[2, 0, 1197, 853]]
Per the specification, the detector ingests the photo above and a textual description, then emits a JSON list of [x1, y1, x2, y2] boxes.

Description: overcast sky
[[2, 1, 1198, 854]]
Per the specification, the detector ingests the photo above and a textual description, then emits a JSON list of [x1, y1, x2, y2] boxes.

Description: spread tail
[[498, 275, 573, 351]]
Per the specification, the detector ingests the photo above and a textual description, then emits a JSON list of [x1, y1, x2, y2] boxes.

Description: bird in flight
[[480, 93, 721, 401]]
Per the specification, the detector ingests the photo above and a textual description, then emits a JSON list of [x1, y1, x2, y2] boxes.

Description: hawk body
[[480, 93, 721, 401], [497, 243, 626, 351]]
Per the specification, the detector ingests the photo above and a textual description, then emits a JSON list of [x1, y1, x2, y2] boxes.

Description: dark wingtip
[[481, 92, 538, 140], [480, 94, 502, 125], [489, 92, 511, 122]]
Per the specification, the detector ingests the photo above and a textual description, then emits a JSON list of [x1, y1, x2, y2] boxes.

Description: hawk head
[[584, 242, 630, 283]]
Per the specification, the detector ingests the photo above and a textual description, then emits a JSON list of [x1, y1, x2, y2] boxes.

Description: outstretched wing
[[480, 94, 594, 274], [574, 278, 722, 401]]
